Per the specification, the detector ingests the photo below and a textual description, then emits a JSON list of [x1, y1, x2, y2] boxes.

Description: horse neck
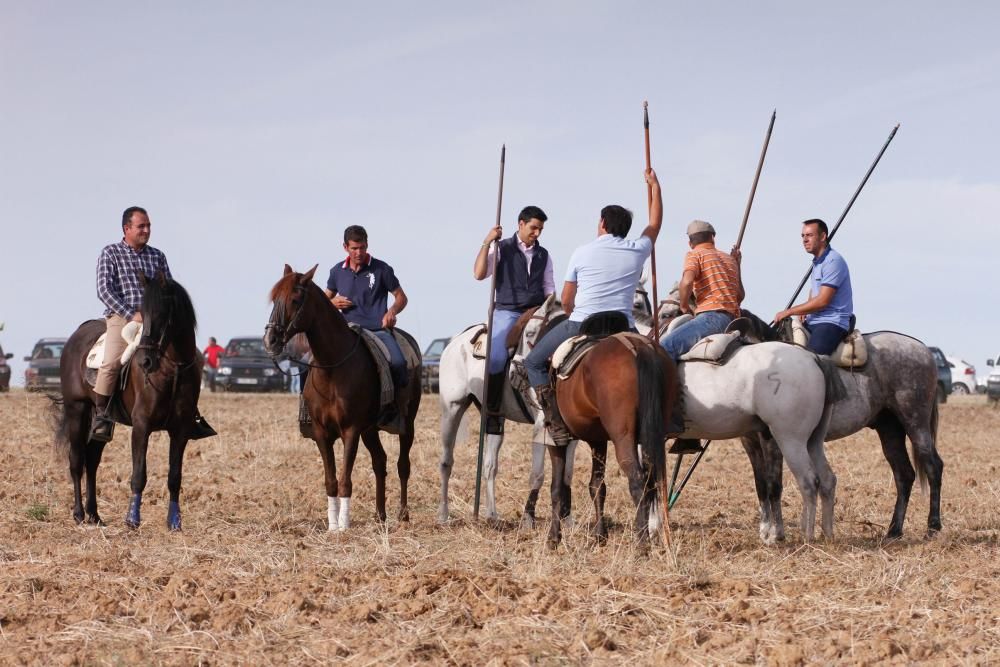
[[167, 322, 198, 363], [301, 288, 357, 364]]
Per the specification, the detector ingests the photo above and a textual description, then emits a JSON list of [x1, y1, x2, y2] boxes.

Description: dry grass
[[0, 390, 998, 665]]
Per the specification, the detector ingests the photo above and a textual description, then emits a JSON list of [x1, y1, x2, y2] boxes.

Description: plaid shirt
[[96, 240, 172, 318]]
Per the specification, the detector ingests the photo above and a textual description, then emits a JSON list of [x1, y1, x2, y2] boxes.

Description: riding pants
[[372, 329, 408, 387], [660, 310, 734, 362], [95, 314, 129, 396], [805, 322, 848, 356], [488, 308, 524, 374], [524, 319, 583, 387]]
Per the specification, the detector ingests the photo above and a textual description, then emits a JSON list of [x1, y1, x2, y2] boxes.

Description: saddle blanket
[[679, 331, 743, 364], [790, 319, 867, 368], [348, 325, 421, 408], [551, 332, 654, 380], [86, 321, 143, 370]]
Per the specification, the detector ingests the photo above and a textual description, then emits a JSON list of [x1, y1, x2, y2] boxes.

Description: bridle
[[265, 281, 361, 371], [136, 290, 197, 390]]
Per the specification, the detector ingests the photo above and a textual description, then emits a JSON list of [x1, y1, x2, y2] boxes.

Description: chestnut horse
[[546, 331, 677, 547], [264, 265, 422, 531], [56, 274, 202, 530]]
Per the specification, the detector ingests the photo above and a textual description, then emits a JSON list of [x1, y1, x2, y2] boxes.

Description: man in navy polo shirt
[[473, 205, 553, 434], [774, 218, 854, 355], [325, 225, 409, 391], [524, 169, 663, 446]]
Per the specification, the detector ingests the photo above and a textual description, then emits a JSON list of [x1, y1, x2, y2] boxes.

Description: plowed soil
[[1, 391, 997, 665]]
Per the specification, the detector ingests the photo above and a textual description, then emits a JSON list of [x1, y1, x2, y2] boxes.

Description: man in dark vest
[[473, 205, 553, 434]]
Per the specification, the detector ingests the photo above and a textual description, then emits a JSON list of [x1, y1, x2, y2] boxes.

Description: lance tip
[[643, 100, 648, 109]]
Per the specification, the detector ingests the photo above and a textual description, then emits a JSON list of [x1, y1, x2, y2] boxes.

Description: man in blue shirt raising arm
[[774, 218, 854, 355], [524, 169, 663, 446]]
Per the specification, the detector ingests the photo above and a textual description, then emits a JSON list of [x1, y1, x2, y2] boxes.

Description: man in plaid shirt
[[91, 206, 214, 441]]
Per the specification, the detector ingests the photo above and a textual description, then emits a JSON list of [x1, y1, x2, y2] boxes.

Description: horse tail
[[634, 342, 670, 542], [911, 397, 938, 496], [48, 393, 71, 457]]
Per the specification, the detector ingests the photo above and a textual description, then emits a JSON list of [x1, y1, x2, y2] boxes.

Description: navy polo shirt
[[326, 255, 400, 330]]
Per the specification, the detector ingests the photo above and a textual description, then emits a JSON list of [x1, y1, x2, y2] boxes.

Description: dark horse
[[546, 325, 677, 548], [264, 265, 422, 531], [57, 274, 202, 530]]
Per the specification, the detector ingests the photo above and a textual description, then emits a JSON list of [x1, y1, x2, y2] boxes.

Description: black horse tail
[[912, 397, 939, 496], [47, 393, 71, 457], [635, 342, 670, 540]]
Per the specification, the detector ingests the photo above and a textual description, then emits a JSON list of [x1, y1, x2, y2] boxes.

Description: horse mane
[[143, 276, 197, 331], [269, 272, 299, 305]]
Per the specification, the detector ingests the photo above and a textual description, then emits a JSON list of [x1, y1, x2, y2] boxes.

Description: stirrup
[[189, 414, 217, 440], [89, 415, 115, 443], [484, 413, 505, 435]]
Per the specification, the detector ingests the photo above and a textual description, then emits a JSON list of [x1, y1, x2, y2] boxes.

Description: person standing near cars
[[473, 205, 553, 435], [773, 218, 854, 355], [202, 336, 224, 391]]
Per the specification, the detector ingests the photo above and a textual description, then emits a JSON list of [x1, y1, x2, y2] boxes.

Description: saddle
[[470, 304, 543, 360], [789, 318, 867, 369], [679, 331, 743, 365], [348, 324, 422, 409], [86, 321, 143, 371], [550, 311, 636, 380], [83, 322, 143, 426]]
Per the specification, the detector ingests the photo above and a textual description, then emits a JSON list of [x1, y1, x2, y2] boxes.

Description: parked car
[[421, 337, 450, 393], [986, 355, 1000, 404], [926, 347, 952, 404], [215, 336, 285, 393], [0, 341, 12, 391], [945, 356, 977, 395], [25, 338, 67, 392]]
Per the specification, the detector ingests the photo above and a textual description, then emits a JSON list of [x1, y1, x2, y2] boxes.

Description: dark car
[[927, 346, 952, 404], [421, 337, 450, 393], [25, 338, 67, 392], [0, 341, 12, 391], [215, 336, 285, 393]]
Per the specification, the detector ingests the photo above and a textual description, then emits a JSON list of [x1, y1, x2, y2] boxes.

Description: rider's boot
[[668, 438, 704, 455], [89, 393, 115, 443], [484, 372, 506, 435], [532, 383, 572, 447], [189, 410, 217, 440]]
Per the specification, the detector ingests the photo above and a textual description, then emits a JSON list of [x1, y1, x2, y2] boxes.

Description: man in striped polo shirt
[[659, 220, 744, 454]]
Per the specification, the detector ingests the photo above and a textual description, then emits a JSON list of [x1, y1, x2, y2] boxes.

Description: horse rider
[[523, 169, 663, 446], [92, 206, 215, 442], [774, 218, 854, 355], [659, 220, 744, 361], [473, 205, 553, 435], [657, 219, 744, 454], [324, 224, 409, 421]]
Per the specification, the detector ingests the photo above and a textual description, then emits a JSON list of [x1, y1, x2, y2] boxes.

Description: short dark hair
[[344, 225, 368, 244], [518, 206, 547, 224], [802, 218, 829, 238], [688, 231, 715, 246], [600, 205, 633, 238], [122, 206, 148, 230]]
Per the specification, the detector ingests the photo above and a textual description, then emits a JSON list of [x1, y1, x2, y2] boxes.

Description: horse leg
[[761, 435, 786, 542], [64, 401, 88, 524], [125, 423, 152, 529], [336, 430, 362, 531], [483, 433, 503, 521], [361, 429, 388, 524], [84, 440, 107, 526], [588, 440, 608, 543], [806, 428, 837, 540], [741, 434, 778, 544], [315, 437, 340, 531], [873, 413, 914, 539], [165, 429, 189, 531], [561, 439, 577, 526], [772, 438, 820, 542], [437, 400, 467, 524], [396, 426, 414, 523], [611, 437, 650, 544], [545, 444, 567, 548], [521, 438, 547, 529], [904, 416, 944, 536]]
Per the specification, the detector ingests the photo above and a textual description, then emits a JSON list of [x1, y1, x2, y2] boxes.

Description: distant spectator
[[203, 336, 224, 391]]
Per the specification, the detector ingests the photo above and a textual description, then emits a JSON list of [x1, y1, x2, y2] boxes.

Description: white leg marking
[[338, 497, 351, 531], [327, 496, 340, 532]]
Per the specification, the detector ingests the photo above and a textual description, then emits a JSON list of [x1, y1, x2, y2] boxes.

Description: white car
[[987, 355, 1000, 403], [946, 356, 977, 395]]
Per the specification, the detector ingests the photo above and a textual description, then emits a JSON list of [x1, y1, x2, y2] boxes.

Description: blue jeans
[[372, 329, 407, 386], [525, 319, 583, 386], [660, 310, 734, 362], [805, 322, 848, 355], [488, 308, 524, 374]]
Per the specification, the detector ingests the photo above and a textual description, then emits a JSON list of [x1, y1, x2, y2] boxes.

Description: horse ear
[[300, 264, 319, 284], [283, 264, 293, 276]]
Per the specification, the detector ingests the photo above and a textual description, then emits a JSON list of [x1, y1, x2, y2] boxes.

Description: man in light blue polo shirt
[[774, 218, 854, 355], [524, 169, 663, 445]]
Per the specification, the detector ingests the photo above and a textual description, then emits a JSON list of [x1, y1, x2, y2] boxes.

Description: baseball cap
[[686, 220, 716, 236]]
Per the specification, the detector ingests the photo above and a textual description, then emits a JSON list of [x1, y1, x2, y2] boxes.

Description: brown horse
[[264, 265, 422, 531], [546, 328, 677, 547], [56, 274, 202, 530]]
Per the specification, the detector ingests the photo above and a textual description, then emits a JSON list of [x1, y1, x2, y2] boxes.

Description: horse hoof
[[125, 518, 141, 530], [519, 514, 536, 530], [546, 538, 560, 551], [73, 512, 85, 525], [398, 507, 410, 523], [436, 508, 449, 525], [86, 515, 105, 527]]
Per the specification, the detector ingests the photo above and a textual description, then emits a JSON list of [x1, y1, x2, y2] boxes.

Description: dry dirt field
[[1, 390, 997, 665]]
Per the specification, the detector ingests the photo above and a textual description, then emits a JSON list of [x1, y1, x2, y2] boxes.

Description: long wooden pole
[[668, 123, 901, 509], [643, 102, 660, 339], [735, 110, 776, 250], [473, 144, 505, 520]]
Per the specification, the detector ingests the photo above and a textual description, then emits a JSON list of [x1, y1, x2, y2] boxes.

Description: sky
[[2, 2, 999, 386]]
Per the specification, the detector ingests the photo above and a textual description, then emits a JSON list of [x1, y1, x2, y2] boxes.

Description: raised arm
[[473, 225, 503, 280], [640, 168, 663, 242]]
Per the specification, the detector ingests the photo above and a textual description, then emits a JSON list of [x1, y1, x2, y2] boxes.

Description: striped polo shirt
[[683, 244, 741, 317]]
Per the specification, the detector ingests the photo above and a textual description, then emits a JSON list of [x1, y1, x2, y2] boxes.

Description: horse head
[[265, 264, 319, 358], [135, 271, 197, 374]]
